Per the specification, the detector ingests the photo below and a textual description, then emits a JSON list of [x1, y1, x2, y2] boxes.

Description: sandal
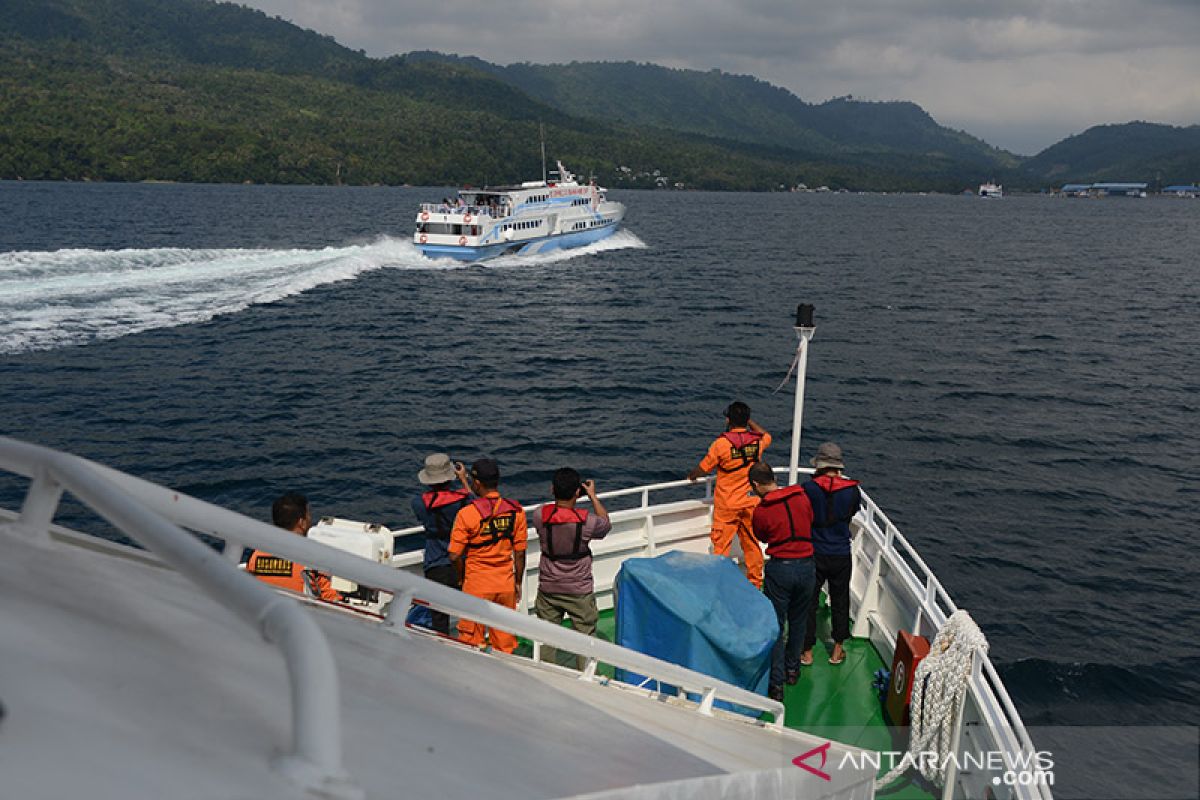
[[800, 652, 813, 667], [828, 649, 846, 666]]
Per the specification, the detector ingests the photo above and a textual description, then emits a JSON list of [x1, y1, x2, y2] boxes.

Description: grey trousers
[[534, 590, 599, 669]]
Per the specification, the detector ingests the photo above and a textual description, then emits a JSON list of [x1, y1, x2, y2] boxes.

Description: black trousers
[[803, 553, 852, 650], [424, 564, 459, 636]]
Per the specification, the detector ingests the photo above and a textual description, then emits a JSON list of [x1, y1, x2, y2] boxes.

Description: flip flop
[[800, 653, 813, 666], [828, 650, 846, 665]]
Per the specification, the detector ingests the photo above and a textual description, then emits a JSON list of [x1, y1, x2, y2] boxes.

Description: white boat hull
[[418, 218, 622, 262]]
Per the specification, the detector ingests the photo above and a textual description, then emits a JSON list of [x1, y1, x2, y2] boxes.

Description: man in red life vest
[[448, 458, 528, 653], [245, 492, 342, 603], [686, 401, 772, 588], [408, 453, 473, 635], [749, 461, 816, 701], [533, 467, 612, 668], [801, 442, 862, 667]]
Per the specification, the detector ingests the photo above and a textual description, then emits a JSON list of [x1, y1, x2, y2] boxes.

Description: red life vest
[[466, 496, 522, 550], [718, 430, 764, 473], [422, 489, 469, 540], [539, 504, 590, 561], [808, 475, 861, 530], [761, 485, 814, 546]]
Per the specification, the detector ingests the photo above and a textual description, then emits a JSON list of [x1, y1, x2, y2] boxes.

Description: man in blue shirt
[[408, 453, 472, 634], [801, 442, 862, 667]]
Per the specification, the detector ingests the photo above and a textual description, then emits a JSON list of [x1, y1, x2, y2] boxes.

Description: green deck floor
[[527, 603, 933, 799]]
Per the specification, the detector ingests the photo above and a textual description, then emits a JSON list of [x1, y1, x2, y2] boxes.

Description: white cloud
[[242, 0, 1200, 154]]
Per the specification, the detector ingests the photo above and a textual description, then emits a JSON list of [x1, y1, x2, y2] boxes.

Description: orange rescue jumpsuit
[[246, 551, 342, 602], [448, 492, 528, 653], [698, 427, 771, 588]]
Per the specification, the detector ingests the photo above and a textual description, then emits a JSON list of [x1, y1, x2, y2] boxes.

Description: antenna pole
[[788, 304, 816, 486], [540, 123, 547, 186]]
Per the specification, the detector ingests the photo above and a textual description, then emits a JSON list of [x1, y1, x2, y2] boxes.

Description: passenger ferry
[[978, 182, 1004, 198], [0, 307, 1050, 800], [414, 161, 626, 261]]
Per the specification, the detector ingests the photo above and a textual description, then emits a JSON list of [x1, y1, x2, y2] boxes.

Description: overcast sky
[[243, 0, 1200, 155]]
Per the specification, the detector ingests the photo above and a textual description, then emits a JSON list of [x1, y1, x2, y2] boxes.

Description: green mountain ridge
[[1016, 121, 1200, 186], [1, 0, 1194, 190], [407, 53, 1016, 169]]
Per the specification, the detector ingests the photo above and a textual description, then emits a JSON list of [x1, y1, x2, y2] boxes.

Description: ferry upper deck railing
[[0, 438, 789, 769], [417, 203, 510, 217]]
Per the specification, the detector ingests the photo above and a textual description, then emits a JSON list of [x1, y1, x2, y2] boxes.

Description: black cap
[[470, 458, 500, 483]]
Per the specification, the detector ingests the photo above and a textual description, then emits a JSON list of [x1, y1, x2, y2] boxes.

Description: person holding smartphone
[[532, 467, 612, 668]]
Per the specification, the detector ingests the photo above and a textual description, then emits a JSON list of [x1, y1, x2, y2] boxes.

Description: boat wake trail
[[489, 229, 647, 268], [0, 236, 447, 354], [0, 230, 647, 354]]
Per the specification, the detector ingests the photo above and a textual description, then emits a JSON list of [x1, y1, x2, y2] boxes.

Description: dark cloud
[[245, 0, 1200, 154]]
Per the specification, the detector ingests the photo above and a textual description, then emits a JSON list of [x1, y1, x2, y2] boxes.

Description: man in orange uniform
[[448, 458, 528, 653], [246, 492, 342, 603], [687, 402, 772, 588]]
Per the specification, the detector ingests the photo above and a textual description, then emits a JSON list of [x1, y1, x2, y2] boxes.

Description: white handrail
[[387, 475, 720, 541], [0, 437, 359, 800], [0, 437, 786, 732]]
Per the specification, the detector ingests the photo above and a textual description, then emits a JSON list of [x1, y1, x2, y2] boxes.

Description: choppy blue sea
[[2, 182, 1197, 753]]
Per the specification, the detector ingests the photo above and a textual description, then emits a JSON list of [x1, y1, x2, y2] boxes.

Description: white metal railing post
[[223, 540, 244, 564], [17, 468, 63, 541], [788, 304, 816, 487], [385, 590, 415, 637]]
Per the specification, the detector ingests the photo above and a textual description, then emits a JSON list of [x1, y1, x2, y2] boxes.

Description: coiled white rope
[[875, 610, 989, 791]]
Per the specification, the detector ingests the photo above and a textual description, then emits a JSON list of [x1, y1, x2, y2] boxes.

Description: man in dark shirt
[[533, 467, 612, 668], [408, 453, 472, 634], [801, 442, 862, 667], [750, 461, 816, 701]]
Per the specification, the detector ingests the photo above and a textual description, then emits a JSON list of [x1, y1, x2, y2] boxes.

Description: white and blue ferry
[[414, 161, 626, 261]]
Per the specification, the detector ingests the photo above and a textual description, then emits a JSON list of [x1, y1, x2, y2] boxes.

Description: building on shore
[[1056, 182, 1148, 198]]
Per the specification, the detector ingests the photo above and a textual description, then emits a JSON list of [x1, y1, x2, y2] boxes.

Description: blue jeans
[[763, 556, 816, 687]]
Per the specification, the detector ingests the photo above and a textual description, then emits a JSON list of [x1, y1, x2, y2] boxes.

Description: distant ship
[[414, 161, 626, 261], [978, 182, 1003, 198]]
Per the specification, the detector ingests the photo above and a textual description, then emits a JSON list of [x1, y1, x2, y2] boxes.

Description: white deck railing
[[0, 438, 359, 799], [0, 438, 788, 788], [848, 492, 1051, 800]]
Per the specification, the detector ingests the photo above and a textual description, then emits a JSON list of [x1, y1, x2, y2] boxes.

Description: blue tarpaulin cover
[[614, 551, 778, 710]]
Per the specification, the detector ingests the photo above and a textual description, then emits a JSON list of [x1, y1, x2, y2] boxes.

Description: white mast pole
[[540, 123, 547, 185], [788, 304, 816, 486]]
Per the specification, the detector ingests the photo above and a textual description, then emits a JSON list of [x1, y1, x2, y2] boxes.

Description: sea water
[[2, 181, 1197, 757]]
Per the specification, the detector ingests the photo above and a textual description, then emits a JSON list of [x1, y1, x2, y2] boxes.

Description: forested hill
[[1015, 122, 1200, 186], [3, 0, 1189, 190], [0, 0, 1025, 190], [408, 54, 1016, 169]]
